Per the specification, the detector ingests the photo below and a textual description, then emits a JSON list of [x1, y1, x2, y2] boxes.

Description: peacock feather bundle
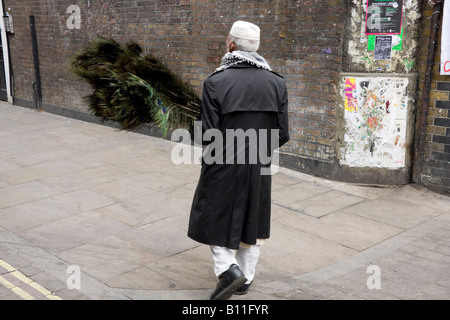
[[69, 37, 201, 135]]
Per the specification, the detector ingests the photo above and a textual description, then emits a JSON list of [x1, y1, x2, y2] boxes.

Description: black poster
[[365, 0, 403, 35], [374, 36, 392, 60]]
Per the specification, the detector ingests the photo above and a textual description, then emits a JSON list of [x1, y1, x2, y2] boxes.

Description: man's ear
[[229, 41, 238, 53]]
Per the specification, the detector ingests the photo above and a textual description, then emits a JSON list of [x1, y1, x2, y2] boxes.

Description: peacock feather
[[69, 37, 201, 136]]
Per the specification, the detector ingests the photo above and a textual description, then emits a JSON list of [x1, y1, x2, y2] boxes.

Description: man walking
[[188, 21, 290, 300]]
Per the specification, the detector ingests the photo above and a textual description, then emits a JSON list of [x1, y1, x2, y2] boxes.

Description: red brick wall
[[5, 0, 347, 168], [5, 0, 124, 112]]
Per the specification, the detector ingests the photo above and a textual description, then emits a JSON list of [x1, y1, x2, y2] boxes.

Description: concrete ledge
[[279, 152, 334, 181], [12, 97, 166, 139]]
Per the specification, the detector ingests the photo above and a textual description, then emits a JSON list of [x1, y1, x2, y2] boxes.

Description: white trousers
[[210, 245, 261, 284]]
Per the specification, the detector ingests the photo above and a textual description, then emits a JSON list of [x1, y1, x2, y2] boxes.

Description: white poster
[[441, 0, 450, 75], [341, 77, 409, 168]]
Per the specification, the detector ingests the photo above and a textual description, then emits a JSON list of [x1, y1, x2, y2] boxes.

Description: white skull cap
[[229, 21, 260, 41]]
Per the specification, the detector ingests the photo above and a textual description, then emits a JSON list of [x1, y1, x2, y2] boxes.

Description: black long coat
[[188, 62, 289, 250]]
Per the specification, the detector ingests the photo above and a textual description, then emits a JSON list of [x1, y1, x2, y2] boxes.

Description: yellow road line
[[0, 274, 14, 289], [28, 281, 63, 300], [0, 259, 15, 272], [0, 259, 62, 300], [11, 287, 36, 300], [0, 275, 35, 300], [11, 270, 32, 284]]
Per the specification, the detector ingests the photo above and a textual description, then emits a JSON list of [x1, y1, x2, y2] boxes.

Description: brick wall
[[5, 0, 347, 174], [5, 0, 124, 112], [416, 1, 450, 193]]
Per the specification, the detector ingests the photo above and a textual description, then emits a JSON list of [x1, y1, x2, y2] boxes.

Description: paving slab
[[258, 219, 358, 278], [275, 209, 403, 251], [341, 198, 444, 229], [17, 210, 133, 253], [0, 181, 62, 209], [56, 235, 161, 283]]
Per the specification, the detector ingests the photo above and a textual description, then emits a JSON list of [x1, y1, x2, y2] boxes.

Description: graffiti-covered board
[[340, 77, 409, 168]]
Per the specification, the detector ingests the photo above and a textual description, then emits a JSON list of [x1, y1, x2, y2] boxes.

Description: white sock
[[210, 246, 238, 278], [236, 245, 261, 284]]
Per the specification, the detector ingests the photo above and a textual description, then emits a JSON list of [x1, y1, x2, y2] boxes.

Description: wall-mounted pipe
[[0, 0, 13, 103], [29, 15, 42, 110]]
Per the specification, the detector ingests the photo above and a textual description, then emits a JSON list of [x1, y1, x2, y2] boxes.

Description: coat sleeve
[[277, 83, 290, 148], [200, 77, 221, 145]]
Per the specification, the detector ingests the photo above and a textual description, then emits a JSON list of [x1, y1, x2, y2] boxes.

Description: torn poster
[[341, 77, 409, 168]]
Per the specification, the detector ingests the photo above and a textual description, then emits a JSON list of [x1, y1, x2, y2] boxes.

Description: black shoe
[[234, 281, 252, 295], [210, 264, 247, 300]]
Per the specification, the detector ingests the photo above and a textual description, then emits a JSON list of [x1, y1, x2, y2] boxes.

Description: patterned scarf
[[216, 50, 272, 72]]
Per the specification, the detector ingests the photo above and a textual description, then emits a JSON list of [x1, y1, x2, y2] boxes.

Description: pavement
[[0, 101, 450, 301]]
